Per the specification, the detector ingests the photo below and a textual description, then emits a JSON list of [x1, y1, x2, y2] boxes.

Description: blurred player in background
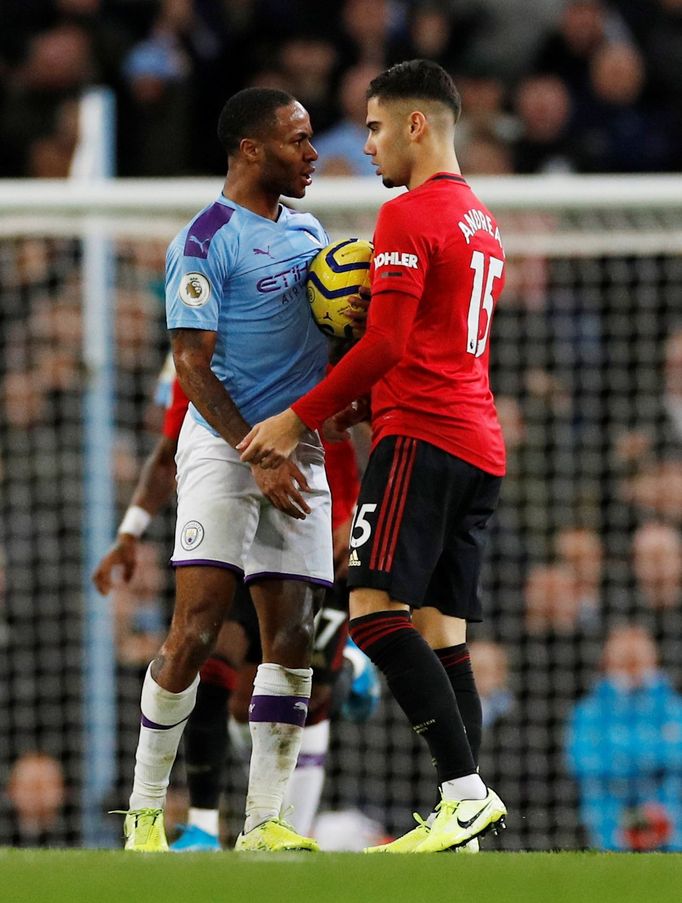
[[94, 362, 376, 850], [239, 60, 508, 852], [115, 86, 336, 853]]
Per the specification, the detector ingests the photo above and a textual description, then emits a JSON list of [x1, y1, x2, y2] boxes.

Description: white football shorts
[[171, 415, 334, 588]]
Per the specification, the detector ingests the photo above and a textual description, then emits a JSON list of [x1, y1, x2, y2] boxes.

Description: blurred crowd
[[0, 0, 681, 178]]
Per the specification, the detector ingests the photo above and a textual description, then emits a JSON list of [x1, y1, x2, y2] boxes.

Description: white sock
[[440, 773, 487, 802], [243, 663, 312, 834], [187, 806, 219, 836], [129, 665, 199, 810], [283, 719, 329, 835]]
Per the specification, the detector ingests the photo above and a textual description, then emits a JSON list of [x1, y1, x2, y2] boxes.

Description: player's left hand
[[238, 408, 305, 469], [251, 458, 311, 519], [332, 395, 371, 432], [322, 417, 349, 442]]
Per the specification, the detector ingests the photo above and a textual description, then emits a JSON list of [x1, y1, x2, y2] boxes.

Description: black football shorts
[[346, 436, 501, 621]]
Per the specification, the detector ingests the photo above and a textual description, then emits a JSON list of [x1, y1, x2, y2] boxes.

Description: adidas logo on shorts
[[348, 549, 361, 567]]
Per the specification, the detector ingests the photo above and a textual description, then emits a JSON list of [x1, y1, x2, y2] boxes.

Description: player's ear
[[407, 111, 427, 141], [239, 137, 262, 163]]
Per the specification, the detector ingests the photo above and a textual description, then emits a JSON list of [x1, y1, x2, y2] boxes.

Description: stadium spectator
[[511, 75, 575, 174], [566, 624, 682, 850], [277, 35, 339, 134], [458, 131, 514, 176], [457, 0, 563, 80], [314, 64, 381, 176], [632, 522, 682, 612], [469, 640, 514, 732], [389, 2, 488, 75], [525, 563, 582, 635], [118, 14, 192, 176], [0, 23, 94, 176], [555, 526, 603, 620], [532, 0, 626, 95], [572, 42, 674, 172], [629, 521, 682, 685], [337, 0, 394, 68], [4, 752, 68, 847], [455, 75, 517, 147], [639, 0, 682, 169]]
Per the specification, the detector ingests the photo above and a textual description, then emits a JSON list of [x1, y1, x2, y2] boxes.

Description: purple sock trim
[[140, 712, 191, 730], [296, 752, 327, 768], [249, 694, 309, 727]]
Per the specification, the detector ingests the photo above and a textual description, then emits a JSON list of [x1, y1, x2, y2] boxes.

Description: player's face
[[260, 102, 318, 199], [364, 97, 411, 189]]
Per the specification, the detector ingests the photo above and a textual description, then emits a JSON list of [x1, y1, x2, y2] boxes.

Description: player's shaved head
[[218, 87, 296, 156], [367, 59, 462, 125]]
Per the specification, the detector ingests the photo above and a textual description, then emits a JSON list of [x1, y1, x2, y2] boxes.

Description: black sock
[[349, 611, 475, 783], [184, 679, 230, 811], [434, 644, 482, 765]]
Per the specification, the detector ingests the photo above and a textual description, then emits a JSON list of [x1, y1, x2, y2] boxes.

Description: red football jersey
[[162, 377, 190, 441], [368, 172, 506, 476]]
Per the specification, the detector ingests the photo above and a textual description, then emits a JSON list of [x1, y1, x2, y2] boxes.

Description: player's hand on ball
[[238, 408, 305, 469], [92, 535, 138, 595], [251, 459, 311, 520], [342, 289, 370, 339]]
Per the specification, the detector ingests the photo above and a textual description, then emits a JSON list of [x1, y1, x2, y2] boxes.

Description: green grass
[[1, 850, 680, 903]]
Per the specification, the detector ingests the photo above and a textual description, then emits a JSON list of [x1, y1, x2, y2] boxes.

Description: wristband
[[118, 505, 152, 539]]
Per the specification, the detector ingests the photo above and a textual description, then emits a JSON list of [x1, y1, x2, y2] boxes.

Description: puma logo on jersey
[[188, 235, 211, 253], [253, 245, 274, 258], [374, 251, 419, 270]]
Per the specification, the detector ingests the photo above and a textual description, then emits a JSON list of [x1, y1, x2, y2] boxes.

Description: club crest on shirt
[[181, 520, 205, 550], [180, 272, 211, 307]]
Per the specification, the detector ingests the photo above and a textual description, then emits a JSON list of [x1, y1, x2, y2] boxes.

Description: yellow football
[[307, 238, 373, 338]]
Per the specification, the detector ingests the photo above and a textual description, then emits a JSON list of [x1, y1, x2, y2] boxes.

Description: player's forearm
[[176, 360, 250, 448], [293, 290, 418, 429], [129, 434, 178, 518]]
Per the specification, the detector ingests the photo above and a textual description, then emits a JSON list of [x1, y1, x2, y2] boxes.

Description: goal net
[[1, 175, 681, 851]]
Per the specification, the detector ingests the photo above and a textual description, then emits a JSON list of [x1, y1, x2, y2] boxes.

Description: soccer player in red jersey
[[239, 59, 508, 852]]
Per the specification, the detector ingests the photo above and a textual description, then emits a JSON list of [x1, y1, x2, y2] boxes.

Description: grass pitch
[[1, 850, 680, 903]]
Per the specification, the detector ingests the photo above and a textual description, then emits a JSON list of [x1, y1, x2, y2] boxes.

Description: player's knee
[[269, 618, 314, 661], [165, 622, 220, 671]]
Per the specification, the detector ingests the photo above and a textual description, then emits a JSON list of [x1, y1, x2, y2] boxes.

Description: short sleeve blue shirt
[[166, 194, 329, 431]]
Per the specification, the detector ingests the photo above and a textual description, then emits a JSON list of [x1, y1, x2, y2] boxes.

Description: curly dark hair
[[367, 59, 461, 123], [217, 87, 296, 155]]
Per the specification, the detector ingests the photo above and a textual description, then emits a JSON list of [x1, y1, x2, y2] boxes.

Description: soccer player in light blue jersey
[[119, 88, 334, 853]]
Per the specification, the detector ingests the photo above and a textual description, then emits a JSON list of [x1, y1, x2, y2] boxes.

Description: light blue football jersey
[[166, 194, 329, 432]]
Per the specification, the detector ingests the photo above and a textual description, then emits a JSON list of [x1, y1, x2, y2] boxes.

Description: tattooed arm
[[170, 328, 250, 449], [170, 328, 311, 519]]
